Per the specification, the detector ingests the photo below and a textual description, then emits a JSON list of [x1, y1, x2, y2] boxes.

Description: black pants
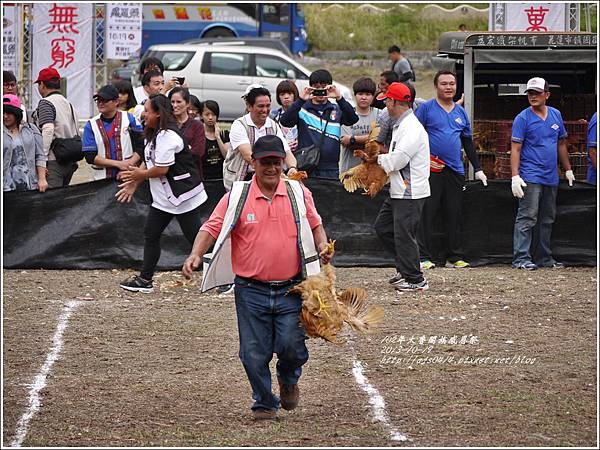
[[46, 161, 78, 188], [140, 205, 203, 280], [418, 169, 465, 263], [374, 197, 426, 284]]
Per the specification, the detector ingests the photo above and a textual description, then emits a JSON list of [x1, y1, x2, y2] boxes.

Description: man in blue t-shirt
[[414, 70, 488, 270], [587, 112, 597, 185], [510, 77, 575, 270]]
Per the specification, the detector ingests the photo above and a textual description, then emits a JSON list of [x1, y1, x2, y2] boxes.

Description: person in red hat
[[34, 67, 80, 188], [373, 82, 431, 292]]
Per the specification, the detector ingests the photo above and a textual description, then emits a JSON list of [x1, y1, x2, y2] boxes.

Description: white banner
[[2, 4, 19, 77], [32, 3, 93, 119], [504, 3, 567, 31], [106, 3, 142, 60]]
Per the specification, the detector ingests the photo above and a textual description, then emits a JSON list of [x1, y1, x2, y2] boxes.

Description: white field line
[[10, 300, 81, 448], [352, 358, 409, 442]]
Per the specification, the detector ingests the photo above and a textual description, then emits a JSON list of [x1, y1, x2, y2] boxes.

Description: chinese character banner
[[504, 3, 567, 32], [32, 3, 93, 119], [2, 5, 19, 77]]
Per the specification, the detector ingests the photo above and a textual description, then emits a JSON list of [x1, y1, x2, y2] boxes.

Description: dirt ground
[[2, 266, 597, 447]]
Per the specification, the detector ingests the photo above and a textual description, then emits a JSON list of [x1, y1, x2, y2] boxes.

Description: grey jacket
[[3, 123, 46, 191]]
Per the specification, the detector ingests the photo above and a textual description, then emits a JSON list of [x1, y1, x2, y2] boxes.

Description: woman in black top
[[201, 100, 230, 180]]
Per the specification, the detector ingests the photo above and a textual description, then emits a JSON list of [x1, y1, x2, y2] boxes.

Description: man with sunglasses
[[82, 85, 144, 180]]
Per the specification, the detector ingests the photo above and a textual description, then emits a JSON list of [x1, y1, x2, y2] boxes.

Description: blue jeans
[[513, 183, 557, 267], [234, 276, 308, 411]]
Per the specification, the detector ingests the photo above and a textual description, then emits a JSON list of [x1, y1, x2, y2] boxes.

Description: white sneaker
[[394, 279, 429, 292], [388, 272, 404, 285]]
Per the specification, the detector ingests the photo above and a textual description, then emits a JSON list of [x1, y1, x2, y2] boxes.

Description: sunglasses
[[95, 97, 116, 104]]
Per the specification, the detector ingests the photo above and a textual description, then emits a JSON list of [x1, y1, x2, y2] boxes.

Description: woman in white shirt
[[117, 94, 208, 293]]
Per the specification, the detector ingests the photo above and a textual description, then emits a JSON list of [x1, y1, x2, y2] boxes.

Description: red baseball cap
[[376, 82, 412, 102], [34, 67, 61, 84]]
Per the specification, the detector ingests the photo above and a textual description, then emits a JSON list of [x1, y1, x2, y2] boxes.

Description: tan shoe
[[278, 378, 299, 411], [252, 408, 277, 420]]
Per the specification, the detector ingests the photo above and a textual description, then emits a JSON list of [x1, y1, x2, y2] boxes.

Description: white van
[[136, 43, 355, 121]]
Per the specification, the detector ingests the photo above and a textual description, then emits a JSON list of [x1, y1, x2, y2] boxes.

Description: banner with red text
[[497, 3, 567, 32], [31, 2, 93, 119]]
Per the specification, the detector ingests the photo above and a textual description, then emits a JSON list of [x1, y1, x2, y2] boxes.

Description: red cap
[[34, 67, 61, 84], [376, 82, 412, 102]]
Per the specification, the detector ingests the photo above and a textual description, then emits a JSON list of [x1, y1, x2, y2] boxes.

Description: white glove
[[511, 175, 527, 198], [565, 170, 575, 186], [475, 170, 488, 186]]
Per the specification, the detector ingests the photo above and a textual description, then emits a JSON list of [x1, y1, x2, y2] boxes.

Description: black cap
[[93, 85, 119, 101], [252, 135, 286, 160]]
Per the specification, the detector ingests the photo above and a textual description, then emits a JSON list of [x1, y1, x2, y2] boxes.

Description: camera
[[311, 88, 327, 97], [176, 77, 185, 85]]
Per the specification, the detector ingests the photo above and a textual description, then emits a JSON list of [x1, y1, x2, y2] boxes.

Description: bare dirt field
[[2, 266, 597, 447]]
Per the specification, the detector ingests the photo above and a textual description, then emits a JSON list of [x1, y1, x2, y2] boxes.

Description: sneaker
[[278, 378, 299, 411], [388, 272, 404, 285], [445, 260, 470, 268], [540, 262, 565, 269], [394, 279, 429, 292], [252, 408, 277, 420], [119, 275, 153, 293], [217, 284, 235, 294], [512, 262, 538, 271], [420, 260, 436, 270]]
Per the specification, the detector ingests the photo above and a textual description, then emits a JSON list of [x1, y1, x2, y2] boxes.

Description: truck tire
[[202, 27, 235, 38]]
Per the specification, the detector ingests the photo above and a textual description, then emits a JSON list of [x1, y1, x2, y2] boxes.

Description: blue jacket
[[279, 97, 358, 172]]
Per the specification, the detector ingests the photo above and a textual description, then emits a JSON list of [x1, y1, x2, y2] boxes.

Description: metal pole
[[464, 45, 475, 180]]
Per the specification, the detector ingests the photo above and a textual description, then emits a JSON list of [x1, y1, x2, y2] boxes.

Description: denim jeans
[[234, 276, 308, 411], [513, 183, 557, 266]]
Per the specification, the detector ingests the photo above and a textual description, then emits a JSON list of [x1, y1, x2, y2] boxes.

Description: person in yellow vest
[[82, 85, 144, 180]]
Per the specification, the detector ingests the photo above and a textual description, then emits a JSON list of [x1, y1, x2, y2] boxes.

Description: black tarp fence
[[3, 178, 597, 269]]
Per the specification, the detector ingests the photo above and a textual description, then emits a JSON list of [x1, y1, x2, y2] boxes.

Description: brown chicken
[[285, 170, 308, 182], [339, 125, 389, 198], [288, 240, 385, 343]]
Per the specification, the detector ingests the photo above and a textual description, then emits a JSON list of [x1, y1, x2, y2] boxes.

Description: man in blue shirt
[[279, 69, 358, 179], [82, 85, 144, 180], [510, 77, 575, 270], [415, 70, 488, 270], [587, 112, 597, 185]]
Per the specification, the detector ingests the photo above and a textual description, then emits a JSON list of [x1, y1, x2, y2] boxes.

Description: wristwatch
[[349, 136, 356, 146]]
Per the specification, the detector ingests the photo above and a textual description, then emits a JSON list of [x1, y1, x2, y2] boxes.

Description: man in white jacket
[[373, 82, 431, 291]]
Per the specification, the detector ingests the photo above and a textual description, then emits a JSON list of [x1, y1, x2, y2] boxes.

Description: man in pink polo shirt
[[182, 134, 331, 421]]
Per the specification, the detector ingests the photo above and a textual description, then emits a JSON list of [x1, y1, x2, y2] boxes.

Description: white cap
[[525, 77, 548, 93], [241, 83, 265, 98]]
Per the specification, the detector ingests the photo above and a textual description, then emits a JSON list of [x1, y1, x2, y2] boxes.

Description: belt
[[237, 274, 302, 289]]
